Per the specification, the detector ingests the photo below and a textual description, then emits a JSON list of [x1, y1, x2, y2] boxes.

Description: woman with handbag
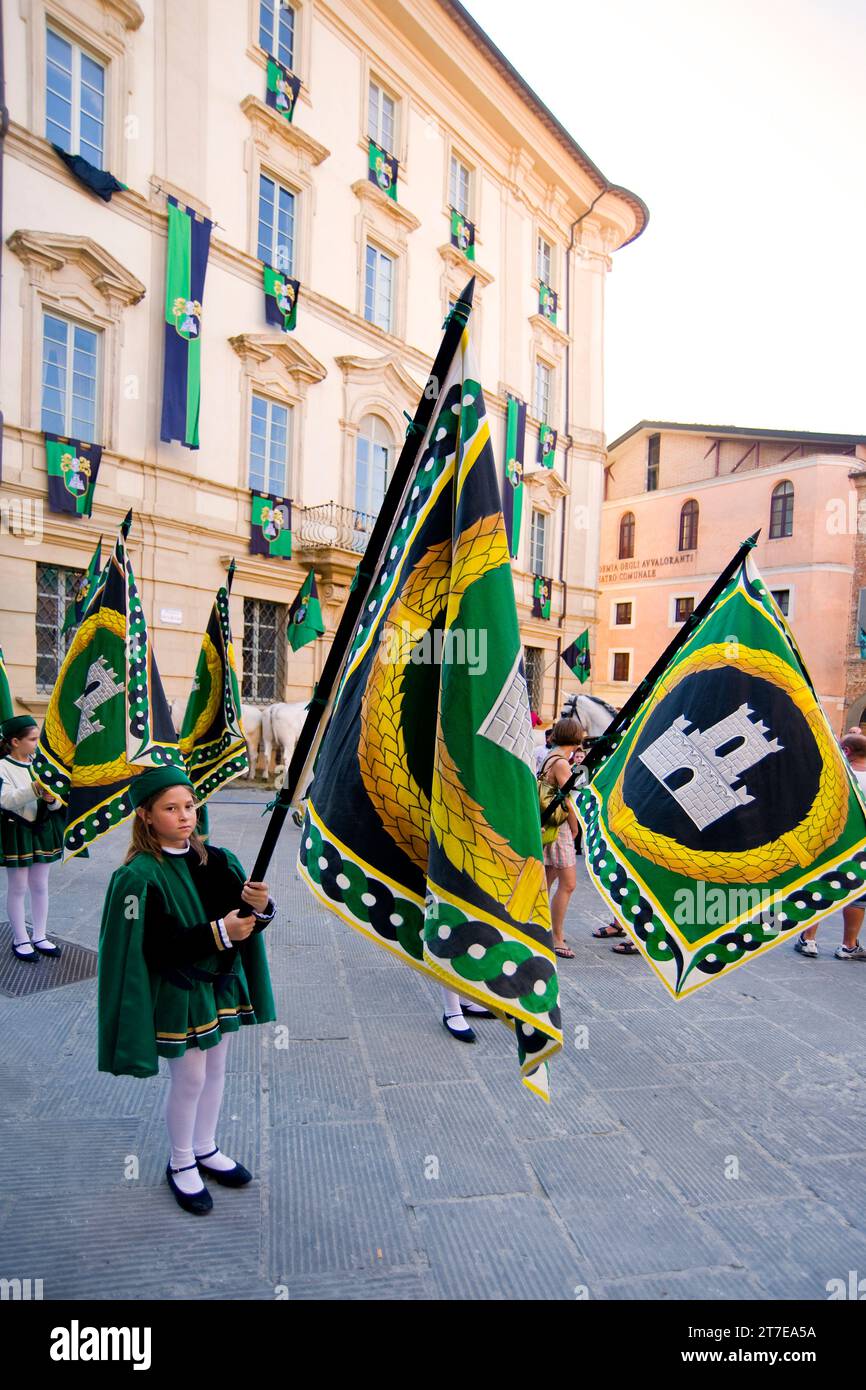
[[538, 717, 586, 960]]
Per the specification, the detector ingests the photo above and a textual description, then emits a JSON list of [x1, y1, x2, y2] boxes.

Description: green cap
[[1, 715, 38, 740], [128, 766, 195, 810]]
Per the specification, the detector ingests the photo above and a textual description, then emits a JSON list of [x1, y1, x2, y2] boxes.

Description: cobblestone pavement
[[1, 786, 864, 1301]]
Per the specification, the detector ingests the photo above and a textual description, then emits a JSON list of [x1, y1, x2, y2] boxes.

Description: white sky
[[462, 0, 866, 442]]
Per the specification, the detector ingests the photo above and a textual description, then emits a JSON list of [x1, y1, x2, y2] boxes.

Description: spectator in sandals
[[539, 717, 585, 960]]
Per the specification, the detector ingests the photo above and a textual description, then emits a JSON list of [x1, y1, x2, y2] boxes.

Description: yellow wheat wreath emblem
[[606, 643, 849, 883], [44, 607, 144, 786], [358, 514, 548, 924]]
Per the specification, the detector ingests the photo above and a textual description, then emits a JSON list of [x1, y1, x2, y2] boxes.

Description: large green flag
[[33, 514, 184, 856], [179, 567, 248, 800], [297, 325, 561, 1098], [62, 536, 103, 634], [0, 647, 14, 723], [160, 196, 212, 450], [287, 570, 324, 653], [562, 630, 591, 684], [577, 549, 866, 998]]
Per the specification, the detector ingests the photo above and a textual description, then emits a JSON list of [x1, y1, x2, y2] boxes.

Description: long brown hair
[[123, 790, 208, 866]]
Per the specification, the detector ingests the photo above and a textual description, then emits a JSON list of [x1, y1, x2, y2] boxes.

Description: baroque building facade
[[0, 0, 646, 721]]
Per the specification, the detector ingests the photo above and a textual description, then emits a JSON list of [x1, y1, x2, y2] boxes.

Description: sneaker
[[834, 942, 866, 960], [794, 933, 818, 958]]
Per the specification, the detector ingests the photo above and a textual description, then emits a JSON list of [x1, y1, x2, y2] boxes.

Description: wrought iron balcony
[[295, 501, 379, 555]]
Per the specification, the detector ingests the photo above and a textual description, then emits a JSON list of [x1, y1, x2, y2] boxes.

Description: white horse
[[560, 692, 619, 741], [269, 701, 308, 785], [240, 703, 264, 779]]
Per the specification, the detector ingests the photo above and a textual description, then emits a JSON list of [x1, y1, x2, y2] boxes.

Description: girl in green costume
[[98, 767, 276, 1215], [0, 715, 65, 961]]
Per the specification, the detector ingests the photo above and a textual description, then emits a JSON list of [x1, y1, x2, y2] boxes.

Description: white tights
[[165, 1035, 230, 1173], [6, 864, 52, 946]]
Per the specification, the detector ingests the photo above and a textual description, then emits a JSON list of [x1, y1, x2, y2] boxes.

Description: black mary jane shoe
[[11, 942, 39, 963], [195, 1149, 253, 1188], [461, 1003, 495, 1019], [32, 939, 62, 958], [442, 1012, 476, 1044], [165, 1162, 213, 1215]]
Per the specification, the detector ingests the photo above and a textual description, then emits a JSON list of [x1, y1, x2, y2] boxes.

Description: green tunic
[[97, 846, 276, 1078]]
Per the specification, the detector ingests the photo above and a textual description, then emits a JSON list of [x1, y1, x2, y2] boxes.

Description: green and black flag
[[532, 575, 552, 620], [33, 513, 183, 857], [296, 316, 562, 1098], [160, 196, 213, 450], [250, 492, 292, 558], [0, 646, 14, 724], [502, 394, 526, 560], [287, 570, 325, 652], [265, 57, 300, 122], [179, 565, 248, 802], [264, 266, 299, 332], [577, 545, 866, 998], [450, 208, 475, 261], [368, 140, 398, 200], [538, 423, 557, 468], [62, 537, 104, 635], [562, 630, 591, 684], [45, 434, 102, 517], [539, 283, 558, 323], [52, 144, 125, 201]]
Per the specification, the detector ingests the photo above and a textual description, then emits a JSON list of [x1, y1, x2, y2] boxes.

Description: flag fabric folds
[[62, 537, 104, 635], [287, 571, 325, 652], [52, 145, 125, 201], [265, 57, 300, 122], [297, 327, 561, 1097], [178, 578, 248, 801], [45, 434, 102, 517], [33, 517, 183, 856], [450, 208, 476, 261], [502, 394, 525, 560], [368, 140, 398, 200], [264, 266, 299, 332], [0, 646, 14, 723], [250, 492, 292, 558], [539, 283, 558, 323], [538, 424, 557, 468], [160, 196, 213, 450], [562, 631, 591, 684], [577, 549, 866, 998], [532, 575, 552, 620]]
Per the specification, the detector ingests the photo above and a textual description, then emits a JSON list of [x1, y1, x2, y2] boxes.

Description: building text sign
[[600, 554, 695, 582]]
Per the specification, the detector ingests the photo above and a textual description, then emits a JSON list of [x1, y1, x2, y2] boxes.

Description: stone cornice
[[529, 312, 570, 349], [437, 243, 494, 288], [523, 468, 570, 508], [229, 332, 327, 386], [240, 95, 330, 169], [350, 178, 421, 233], [334, 352, 423, 399], [7, 228, 146, 307], [106, 0, 145, 30]]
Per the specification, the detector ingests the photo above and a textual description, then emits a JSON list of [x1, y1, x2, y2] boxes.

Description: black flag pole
[[543, 529, 761, 821], [239, 277, 477, 909]]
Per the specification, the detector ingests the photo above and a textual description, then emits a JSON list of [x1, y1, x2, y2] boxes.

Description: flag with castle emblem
[[296, 315, 561, 1098], [160, 196, 213, 450], [33, 512, 183, 857], [577, 546, 866, 998], [45, 434, 102, 516], [178, 564, 248, 801]]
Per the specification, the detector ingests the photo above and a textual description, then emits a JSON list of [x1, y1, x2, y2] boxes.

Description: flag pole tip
[[120, 509, 133, 538], [458, 276, 476, 307], [744, 530, 760, 547]]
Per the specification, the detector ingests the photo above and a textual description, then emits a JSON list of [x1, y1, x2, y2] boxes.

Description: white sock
[[28, 864, 53, 944], [7, 867, 32, 948], [461, 997, 490, 1016], [192, 1038, 231, 1166], [195, 1146, 237, 1173], [442, 987, 472, 1033], [166, 1049, 207, 1192]]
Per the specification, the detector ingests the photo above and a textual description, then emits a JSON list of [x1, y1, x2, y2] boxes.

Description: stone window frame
[[610, 649, 633, 684], [21, 0, 143, 183], [358, 55, 409, 171], [611, 597, 636, 630], [7, 229, 145, 450], [247, 0, 312, 91], [669, 593, 698, 628], [229, 332, 327, 511], [333, 354, 420, 514]]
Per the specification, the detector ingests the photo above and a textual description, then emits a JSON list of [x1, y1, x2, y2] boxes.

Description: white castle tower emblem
[[638, 703, 783, 831]]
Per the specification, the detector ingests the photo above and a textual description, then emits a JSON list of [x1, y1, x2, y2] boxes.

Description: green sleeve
[[97, 864, 159, 1078]]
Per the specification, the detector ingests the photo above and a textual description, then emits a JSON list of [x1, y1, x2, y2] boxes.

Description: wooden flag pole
[[239, 278, 477, 909]]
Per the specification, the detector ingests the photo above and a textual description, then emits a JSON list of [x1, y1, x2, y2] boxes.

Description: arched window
[[354, 415, 393, 547], [769, 480, 794, 538], [679, 498, 699, 551], [618, 511, 635, 560]]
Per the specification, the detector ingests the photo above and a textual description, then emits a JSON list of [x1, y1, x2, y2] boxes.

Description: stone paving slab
[[269, 1040, 374, 1125], [697, 1200, 866, 1301]]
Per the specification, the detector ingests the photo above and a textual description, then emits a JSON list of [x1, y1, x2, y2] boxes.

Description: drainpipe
[[556, 190, 609, 715]]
